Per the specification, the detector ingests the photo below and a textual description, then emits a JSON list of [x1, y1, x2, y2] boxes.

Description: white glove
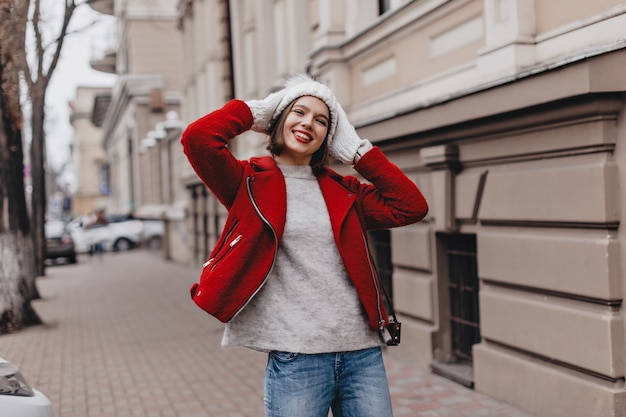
[[245, 90, 286, 133], [329, 102, 370, 164]]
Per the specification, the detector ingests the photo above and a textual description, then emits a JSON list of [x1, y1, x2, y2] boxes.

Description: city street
[[0, 250, 534, 417]]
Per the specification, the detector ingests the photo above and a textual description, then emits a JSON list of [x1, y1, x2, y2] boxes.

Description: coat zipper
[[230, 176, 279, 320], [203, 233, 243, 269], [202, 220, 240, 268]]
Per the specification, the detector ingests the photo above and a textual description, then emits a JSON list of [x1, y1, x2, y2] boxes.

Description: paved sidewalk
[[0, 251, 534, 417]]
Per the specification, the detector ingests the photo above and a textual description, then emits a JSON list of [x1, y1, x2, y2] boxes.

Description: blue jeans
[[264, 347, 393, 417]]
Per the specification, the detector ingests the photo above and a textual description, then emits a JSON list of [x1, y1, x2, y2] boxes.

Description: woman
[[181, 74, 428, 417]]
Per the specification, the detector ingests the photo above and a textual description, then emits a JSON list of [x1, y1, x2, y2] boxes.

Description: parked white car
[[67, 214, 165, 254], [67, 214, 145, 253], [0, 356, 54, 417], [141, 219, 165, 250]]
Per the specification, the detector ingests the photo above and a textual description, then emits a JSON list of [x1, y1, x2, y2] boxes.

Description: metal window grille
[[447, 234, 481, 361], [190, 185, 200, 263], [201, 187, 210, 261]]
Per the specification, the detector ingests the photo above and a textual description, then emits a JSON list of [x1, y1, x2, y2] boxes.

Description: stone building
[[176, 1, 626, 416], [68, 86, 111, 216], [87, 0, 185, 260]]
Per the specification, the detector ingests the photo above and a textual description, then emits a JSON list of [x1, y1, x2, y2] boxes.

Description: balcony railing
[[89, 49, 116, 74], [86, 0, 114, 16], [89, 23, 118, 74]]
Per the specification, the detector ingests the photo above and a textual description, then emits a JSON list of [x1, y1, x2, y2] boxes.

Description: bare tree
[[19, 0, 79, 277], [0, 0, 85, 333], [0, 0, 40, 334]]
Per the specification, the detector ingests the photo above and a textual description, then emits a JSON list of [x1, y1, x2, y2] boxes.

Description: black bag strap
[[378, 277, 401, 346], [379, 278, 398, 322]]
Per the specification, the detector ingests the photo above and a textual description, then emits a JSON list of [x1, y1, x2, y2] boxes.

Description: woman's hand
[[329, 102, 371, 164], [245, 90, 286, 133]]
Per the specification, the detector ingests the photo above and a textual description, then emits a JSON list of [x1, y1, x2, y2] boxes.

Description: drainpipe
[[224, 0, 235, 100]]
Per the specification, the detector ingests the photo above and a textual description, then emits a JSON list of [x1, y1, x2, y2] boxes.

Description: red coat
[[181, 100, 428, 331]]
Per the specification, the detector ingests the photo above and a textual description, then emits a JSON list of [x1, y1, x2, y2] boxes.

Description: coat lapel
[[247, 158, 356, 240], [247, 157, 287, 238], [318, 173, 357, 238]]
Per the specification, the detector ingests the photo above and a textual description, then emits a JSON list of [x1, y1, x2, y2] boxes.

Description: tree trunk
[[23, 0, 78, 278], [30, 91, 46, 278], [0, 0, 42, 334]]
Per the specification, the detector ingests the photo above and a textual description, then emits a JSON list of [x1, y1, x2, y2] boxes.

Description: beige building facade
[[82, 0, 626, 415], [87, 0, 186, 260], [68, 86, 111, 216], [176, 0, 235, 265], [176, 1, 626, 416]]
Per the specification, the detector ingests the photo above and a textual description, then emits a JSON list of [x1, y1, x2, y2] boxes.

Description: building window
[[99, 164, 110, 196], [188, 183, 218, 266], [380, 0, 409, 15], [379, 0, 392, 15], [432, 232, 481, 387], [446, 234, 481, 363], [190, 185, 200, 263]]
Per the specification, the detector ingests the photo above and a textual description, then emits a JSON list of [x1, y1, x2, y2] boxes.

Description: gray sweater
[[222, 164, 382, 353]]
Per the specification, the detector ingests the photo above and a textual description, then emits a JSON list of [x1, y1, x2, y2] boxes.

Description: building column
[[312, 0, 346, 50], [478, 0, 536, 78], [419, 144, 460, 233]]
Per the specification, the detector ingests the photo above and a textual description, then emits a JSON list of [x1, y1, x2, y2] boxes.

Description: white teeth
[[295, 132, 311, 141]]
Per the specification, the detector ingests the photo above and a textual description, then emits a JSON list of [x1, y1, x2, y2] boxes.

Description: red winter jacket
[[181, 99, 428, 332]]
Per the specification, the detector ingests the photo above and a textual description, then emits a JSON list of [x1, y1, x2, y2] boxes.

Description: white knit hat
[[271, 74, 338, 144]]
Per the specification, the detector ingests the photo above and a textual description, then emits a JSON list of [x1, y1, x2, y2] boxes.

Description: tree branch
[[42, 0, 78, 86], [32, 0, 44, 84]]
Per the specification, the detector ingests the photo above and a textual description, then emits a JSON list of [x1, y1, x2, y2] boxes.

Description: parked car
[[44, 220, 77, 264], [0, 356, 54, 417], [141, 219, 165, 250], [67, 214, 142, 253], [67, 214, 163, 254]]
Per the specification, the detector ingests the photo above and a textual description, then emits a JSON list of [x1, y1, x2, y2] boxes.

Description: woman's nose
[[300, 116, 313, 128]]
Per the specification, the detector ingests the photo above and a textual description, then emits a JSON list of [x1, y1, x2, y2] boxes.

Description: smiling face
[[273, 96, 330, 166]]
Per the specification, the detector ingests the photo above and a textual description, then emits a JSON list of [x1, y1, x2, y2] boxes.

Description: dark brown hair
[[266, 99, 330, 174]]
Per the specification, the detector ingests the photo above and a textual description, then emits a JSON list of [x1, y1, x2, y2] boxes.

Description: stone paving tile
[[0, 251, 535, 417]]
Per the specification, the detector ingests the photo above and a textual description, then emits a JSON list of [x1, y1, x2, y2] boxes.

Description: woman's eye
[[316, 118, 327, 126], [293, 108, 304, 115]]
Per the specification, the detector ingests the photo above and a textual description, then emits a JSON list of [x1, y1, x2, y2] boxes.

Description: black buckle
[[385, 320, 401, 346]]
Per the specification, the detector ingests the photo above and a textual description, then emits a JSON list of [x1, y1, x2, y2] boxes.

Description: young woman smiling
[[182, 74, 429, 417], [273, 95, 330, 166]]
